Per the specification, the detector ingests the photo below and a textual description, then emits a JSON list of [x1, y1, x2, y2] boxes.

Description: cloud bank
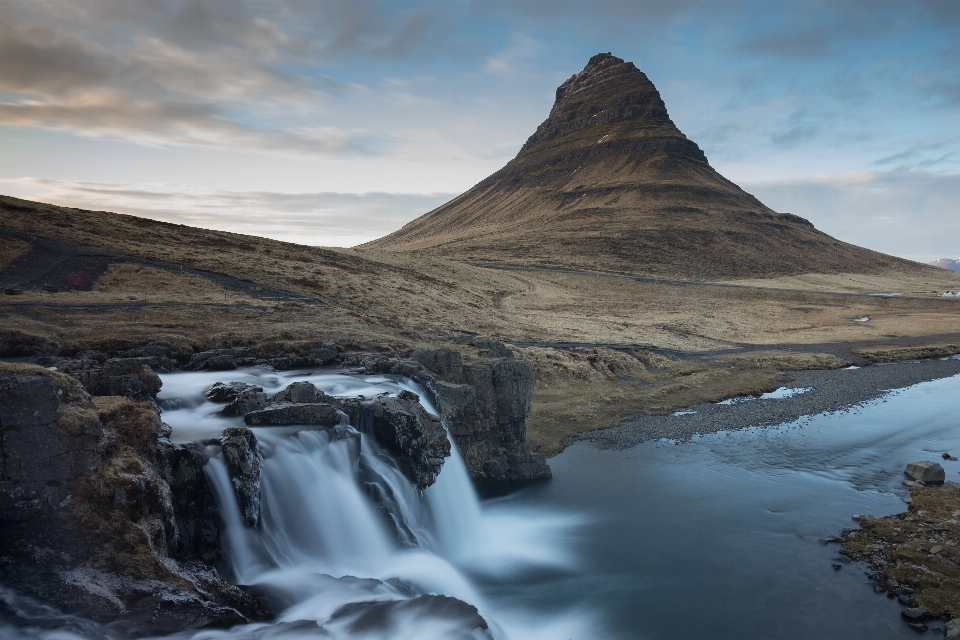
[[745, 171, 960, 263], [1, 178, 455, 247]]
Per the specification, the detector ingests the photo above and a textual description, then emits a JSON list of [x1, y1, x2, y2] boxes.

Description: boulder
[[312, 341, 339, 363], [901, 607, 931, 621], [58, 357, 162, 400], [243, 402, 340, 427], [0, 366, 102, 520], [905, 461, 945, 485], [472, 339, 513, 359], [205, 381, 263, 403], [272, 380, 327, 404], [367, 391, 451, 490], [186, 349, 237, 371], [945, 618, 960, 639], [221, 387, 269, 417], [328, 594, 489, 637], [220, 427, 262, 529]]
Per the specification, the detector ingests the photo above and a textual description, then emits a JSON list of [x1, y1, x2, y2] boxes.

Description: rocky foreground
[[0, 337, 548, 635], [840, 464, 960, 636]]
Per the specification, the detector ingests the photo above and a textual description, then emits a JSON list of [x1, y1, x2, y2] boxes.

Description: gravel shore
[[579, 356, 960, 448]]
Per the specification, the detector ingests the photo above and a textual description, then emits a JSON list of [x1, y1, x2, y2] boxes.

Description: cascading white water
[[153, 368, 589, 640]]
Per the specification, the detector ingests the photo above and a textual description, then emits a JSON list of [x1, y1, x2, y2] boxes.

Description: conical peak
[[555, 53, 638, 101], [520, 53, 680, 154]]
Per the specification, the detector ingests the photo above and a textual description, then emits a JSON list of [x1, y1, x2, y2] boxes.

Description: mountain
[[365, 53, 929, 280], [930, 258, 960, 272]]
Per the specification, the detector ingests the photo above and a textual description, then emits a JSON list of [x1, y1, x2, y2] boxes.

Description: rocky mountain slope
[[366, 53, 931, 280]]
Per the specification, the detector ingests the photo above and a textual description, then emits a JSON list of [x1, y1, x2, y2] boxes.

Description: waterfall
[[176, 369, 576, 639], [0, 368, 586, 640]]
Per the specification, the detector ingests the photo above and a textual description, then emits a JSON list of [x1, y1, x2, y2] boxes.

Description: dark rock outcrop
[[205, 381, 261, 403], [186, 349, 238, 371], [117, 341, 183, 372], [427, 346, 549, 493], [243, 402, 340, 427], [354, 344, 550, 493], [363, 355, 430, 379], [165, 444, 221, 565], [412, 348, 464, 383], [57, 356, 162, 400], [221, 387, 269, 417], [366, 391, 451, 491], [0, 363, 269, 634], [0, 365, 102, 520], [272, 380, 328, 404], [219, 427, 262, 529]]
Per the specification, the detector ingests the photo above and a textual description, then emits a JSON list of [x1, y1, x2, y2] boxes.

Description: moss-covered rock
[[842, 485, 960, 618], [0, 364, 269, 633]]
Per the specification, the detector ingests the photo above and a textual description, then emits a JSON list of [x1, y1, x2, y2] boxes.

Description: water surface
[[495, 374, 960, 638]]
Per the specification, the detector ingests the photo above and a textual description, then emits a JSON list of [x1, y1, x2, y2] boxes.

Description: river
[[2, 367, 959, 639]]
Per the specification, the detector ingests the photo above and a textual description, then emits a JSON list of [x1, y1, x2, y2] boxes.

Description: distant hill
[[930, 258, 960, 272], [365, 53, 933, 280]]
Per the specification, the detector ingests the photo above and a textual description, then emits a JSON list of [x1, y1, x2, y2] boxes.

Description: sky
[[1, 0, 958, 261]]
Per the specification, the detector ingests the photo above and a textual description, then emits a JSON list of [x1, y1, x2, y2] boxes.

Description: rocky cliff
[[365, 53, 929, 280], [361, 341, 551, 494], [0, 332, 547, 633], [0, 362, 269, 634]]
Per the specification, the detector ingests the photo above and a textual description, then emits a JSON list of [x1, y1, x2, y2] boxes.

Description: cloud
[[0, 2, 360, 153], [484, 33, 542, 75], [736, 27, 836, 60], [1, 177, 455, 246], [744, 171, 960, 262], [874, 142, 957, 171]]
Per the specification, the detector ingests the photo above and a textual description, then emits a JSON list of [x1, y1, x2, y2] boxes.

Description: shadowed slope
[[366, 53, 929, 280]]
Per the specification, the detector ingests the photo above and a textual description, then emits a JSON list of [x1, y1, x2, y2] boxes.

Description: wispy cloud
[[1, 177, 456, 247]]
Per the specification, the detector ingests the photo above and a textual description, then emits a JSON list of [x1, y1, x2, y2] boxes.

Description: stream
[[3, 367, 959, 638]]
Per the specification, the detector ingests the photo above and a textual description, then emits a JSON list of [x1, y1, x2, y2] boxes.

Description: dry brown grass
[[725, 271, 960, 296], [517, 346, 789, 454], [0, 235, 31, 272], [4, 194, 960, 456], [853, 343, 960, 362]]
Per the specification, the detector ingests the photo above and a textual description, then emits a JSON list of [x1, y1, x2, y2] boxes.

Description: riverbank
[[577, 355, 960, 448]]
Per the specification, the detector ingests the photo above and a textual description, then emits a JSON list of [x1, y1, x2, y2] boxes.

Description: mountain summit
[[365, 53, 923, 279]]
